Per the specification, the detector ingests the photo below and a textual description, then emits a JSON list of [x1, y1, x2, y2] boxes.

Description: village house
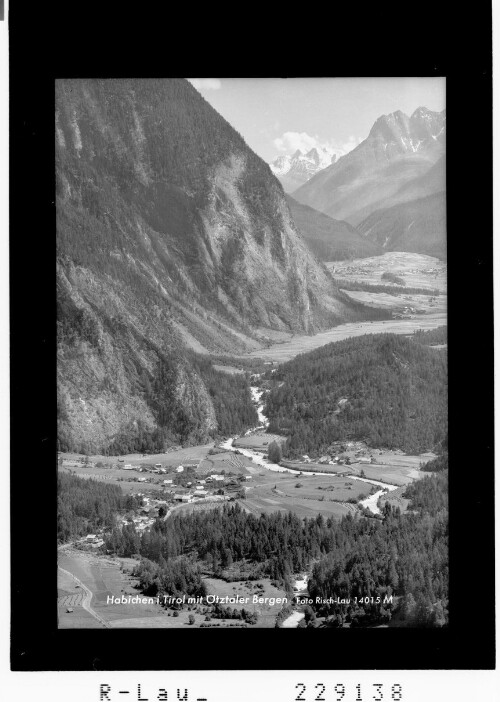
[[174, 494, 193, 503], [175, 466, 184, 473], [194, 489, 209, 497], [123, 464, 133, 470]]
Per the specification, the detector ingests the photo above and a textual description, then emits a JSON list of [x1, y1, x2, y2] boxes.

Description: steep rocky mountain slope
[[56, 79, 376, 453], [286, 196, 382, 261], [270, 146, 337, 192], [357, 191, 446, 259], [293, 107, 446, 225]]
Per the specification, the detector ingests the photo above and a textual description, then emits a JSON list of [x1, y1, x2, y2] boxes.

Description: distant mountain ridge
[[286, 196, 382, 261], [357, 191, 446, 259], [270, 146, 338, 192], [293, 107, 446, 226]]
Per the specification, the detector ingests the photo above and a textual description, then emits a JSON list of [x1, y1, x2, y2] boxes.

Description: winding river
[[221, 389, 400, 514], [221, 386, 400, 627]]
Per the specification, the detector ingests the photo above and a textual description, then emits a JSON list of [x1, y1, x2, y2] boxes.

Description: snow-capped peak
[[269, 145, 339, 190]]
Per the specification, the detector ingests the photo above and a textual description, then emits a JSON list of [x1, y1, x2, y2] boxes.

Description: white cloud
[[188, 78, 222, 91], [273, 131, 363, 158], [273, 131, 319, 154]]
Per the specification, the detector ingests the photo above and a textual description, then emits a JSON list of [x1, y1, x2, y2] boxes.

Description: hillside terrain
[[56, 79, 373, 453], [264, 333, 448, 457], [357, 191, 446, 259], [293, 107, 445, 227], [286, 196, 382, 261]]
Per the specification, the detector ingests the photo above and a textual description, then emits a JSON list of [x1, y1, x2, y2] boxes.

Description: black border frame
[[9, 4, 494, 671]]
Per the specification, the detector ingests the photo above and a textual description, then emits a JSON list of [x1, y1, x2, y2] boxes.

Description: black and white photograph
[[5, 2, 497, 695], [55, 77, 450, 631]]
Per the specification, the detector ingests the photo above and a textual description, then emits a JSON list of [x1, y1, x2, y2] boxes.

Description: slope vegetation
[[286, 196, 382, 261], [265, 333, 448, 457], [57, 79, 372, 452]]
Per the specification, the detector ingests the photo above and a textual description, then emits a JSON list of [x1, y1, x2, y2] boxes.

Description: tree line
[[103, 470, 448, 627], [57, 473, 141, 542], [264, 333, 448, 458]]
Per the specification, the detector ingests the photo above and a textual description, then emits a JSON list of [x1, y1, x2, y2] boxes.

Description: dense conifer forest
[[264, 333, 448, 457], [412, 325, 447, 346], [102, 471, 448, 627], [309, 472, 448, 627], [57, 473, 140, 542]]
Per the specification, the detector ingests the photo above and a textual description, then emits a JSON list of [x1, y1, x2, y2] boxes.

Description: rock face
[[293, 107, 446, 226], [270, 146, 338, 192], [56, 79, 370, 452]]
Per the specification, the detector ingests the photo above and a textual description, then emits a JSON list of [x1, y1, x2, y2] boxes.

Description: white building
[[176, 466, 184, 473]]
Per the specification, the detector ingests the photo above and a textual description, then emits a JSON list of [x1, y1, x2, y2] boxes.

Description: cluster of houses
[[164, 473, 248, 504], [75, 533, 105, 550]]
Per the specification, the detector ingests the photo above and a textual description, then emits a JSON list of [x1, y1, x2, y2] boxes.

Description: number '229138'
[[294, 682, 403, 701]]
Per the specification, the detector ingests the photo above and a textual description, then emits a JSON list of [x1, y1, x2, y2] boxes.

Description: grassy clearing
[[341, 289, 447, 316], [58, 549, 167, 628], [233, 432, 286, 451], [198, 451, 255, 475], [238, 495, 353, 520], [238, 314, 447, 364], [263, 474, 372, 502], [378, 485, 411, 513], [212, 364, 245, 375], [203, 577, 288, 628], [327, 252, 447, 292]]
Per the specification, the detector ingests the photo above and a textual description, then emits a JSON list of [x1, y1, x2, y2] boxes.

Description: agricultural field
[[212, 364, 245, 375], [58, 462, 165, 494], [340, 290, 446, 316], [348, 451, 430, 486], [168, 498, 230, 518], [198, 450, 256, 475], [235, 253, 447, 365], [239, 315, 447, 364], [239, 495, 355, 520], [58, 547, 285, 629], [58, 549, 171, 628], [61, 444, 214, 469], [236, 471, 364, 520], [57, 567, 105, 628], [59, 444, 217, 494], [328, 252, 447, 292], [264, 474, 373, 502], [233, 432, 286, 452], [283, 445, 432, 487]]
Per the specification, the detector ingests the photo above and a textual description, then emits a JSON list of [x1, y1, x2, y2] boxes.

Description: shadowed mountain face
[[56, 79, 375, 453], [286, 196, 382, 261], [293, 107, 446, 226], [357, 191, 447, 259]]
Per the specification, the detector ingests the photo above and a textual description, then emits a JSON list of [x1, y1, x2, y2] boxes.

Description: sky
[[188, 78, 446, 163]]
